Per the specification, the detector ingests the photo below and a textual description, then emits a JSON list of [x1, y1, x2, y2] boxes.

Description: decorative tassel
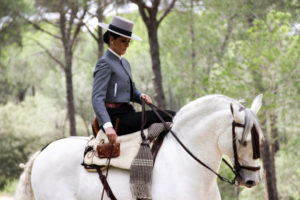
[[130, 141, 153, 200], [130, 122, 171, 200]]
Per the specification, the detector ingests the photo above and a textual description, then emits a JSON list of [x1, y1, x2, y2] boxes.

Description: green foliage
[[212, 10, 300, 199], [0, 96, 44, 189], [0, 0, 35, 54], [0, 94, 85, 190], [0, 128, 39, 190], [0, 1, 300, 198], [0, 179, 18, 196], [159, 8, 226, 106], [217, 159, 236, 200], [275, 133, 300, 199]]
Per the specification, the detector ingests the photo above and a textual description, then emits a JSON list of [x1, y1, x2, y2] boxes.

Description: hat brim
[[98, 23, 142, 41]]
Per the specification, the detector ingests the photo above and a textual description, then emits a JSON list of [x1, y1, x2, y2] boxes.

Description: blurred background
[[0, 0, 299, 199]]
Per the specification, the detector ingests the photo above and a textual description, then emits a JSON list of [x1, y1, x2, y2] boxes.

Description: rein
[[146, 101, 260, 186]]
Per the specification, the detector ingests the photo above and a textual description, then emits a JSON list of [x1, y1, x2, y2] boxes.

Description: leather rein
[[146, 101, 261, 185]]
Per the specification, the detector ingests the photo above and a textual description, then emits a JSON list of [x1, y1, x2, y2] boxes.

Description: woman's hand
[[105, 127, 118, 144], [141, 94, 152, 105]]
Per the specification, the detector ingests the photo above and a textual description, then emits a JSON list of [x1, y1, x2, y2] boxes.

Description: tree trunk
[[261, 131, 279, 200], [131, 0, 176, 109], [251, 68, 279, 199], [96, 3, 104, 58], [65, 50, 76, 136], [31, 86, 35, 96], [147, 23, 166, 108], [17, 84, 29, 102], [189, 0, 197, 98], [234, 185, 240, 200]]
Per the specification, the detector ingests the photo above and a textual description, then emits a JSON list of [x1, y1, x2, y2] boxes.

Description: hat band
[[108, 24, 132, 37]]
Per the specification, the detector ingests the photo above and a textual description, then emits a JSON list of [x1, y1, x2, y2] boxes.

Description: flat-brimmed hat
[[98, 16, 142, 41]]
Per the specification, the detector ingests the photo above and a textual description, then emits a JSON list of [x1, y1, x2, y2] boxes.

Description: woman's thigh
[[115, 110, 175, 136]]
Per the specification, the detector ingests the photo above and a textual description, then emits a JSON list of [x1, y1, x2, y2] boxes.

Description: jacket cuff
[[103, 122, 113, 129]]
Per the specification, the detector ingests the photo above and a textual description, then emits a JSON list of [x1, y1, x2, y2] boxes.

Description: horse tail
[[15, 151, 41, 200]]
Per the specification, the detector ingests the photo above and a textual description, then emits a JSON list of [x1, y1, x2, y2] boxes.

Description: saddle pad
[[83, 129, 148, 170]]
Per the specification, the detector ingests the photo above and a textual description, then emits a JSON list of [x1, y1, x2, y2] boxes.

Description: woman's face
[[110, 36, 131, 56]]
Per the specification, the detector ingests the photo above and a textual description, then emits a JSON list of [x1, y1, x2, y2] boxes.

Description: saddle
[[92, 117, 100, 137], [86, 103, 172, 200], [83, 118, 168, 170]]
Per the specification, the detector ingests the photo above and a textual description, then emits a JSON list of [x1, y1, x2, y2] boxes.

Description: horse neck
[[154, 101, 230, 195]]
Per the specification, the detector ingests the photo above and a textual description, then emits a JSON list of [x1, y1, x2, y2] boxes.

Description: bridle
[[228, 120, 261, 176], [147, 101, 261, 185]]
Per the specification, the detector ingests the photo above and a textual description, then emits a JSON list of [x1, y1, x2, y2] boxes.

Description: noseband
[[148, 102, 261, 185]]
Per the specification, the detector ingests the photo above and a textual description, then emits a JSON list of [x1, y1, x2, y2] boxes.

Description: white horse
[[15, 94, 264, 200]]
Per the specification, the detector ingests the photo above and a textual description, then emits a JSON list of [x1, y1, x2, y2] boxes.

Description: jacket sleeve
[[92, 60, 112, 126], [132, 81, 142, 104]]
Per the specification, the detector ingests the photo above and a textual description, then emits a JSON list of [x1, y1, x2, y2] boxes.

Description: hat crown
[[110, 16, 133, 32], [98, 16, 142, 41]]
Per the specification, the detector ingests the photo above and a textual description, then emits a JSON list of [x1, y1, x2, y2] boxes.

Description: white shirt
[[108, 48, 121, 60]]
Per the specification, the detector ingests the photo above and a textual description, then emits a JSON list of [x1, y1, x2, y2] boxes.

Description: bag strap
[[96, 167, 117, 200], [99, 118, 120, 200]]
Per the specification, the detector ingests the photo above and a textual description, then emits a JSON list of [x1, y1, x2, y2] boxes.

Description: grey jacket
[[92, 50, 142, 127]]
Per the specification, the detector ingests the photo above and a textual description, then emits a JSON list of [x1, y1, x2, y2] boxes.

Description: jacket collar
[[106, 48, 122, 60]]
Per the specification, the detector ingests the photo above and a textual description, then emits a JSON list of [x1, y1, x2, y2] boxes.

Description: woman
[[92, 16, 174, 144]]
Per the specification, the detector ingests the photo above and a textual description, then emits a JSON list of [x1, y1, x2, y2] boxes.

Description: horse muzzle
[[237, 169, 261, 188]]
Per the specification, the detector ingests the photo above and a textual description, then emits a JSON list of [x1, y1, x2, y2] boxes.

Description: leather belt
[[105, 102, 129, 108]]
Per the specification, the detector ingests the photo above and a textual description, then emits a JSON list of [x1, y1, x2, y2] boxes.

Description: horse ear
[[251, 94, 263, 114], [230, 103, 243, 123]]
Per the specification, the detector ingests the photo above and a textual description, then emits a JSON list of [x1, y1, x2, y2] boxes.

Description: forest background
[[0, 0, 299, 199]]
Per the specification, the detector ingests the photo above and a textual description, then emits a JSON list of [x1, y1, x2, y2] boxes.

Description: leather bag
[[97, 143, 120, 158]]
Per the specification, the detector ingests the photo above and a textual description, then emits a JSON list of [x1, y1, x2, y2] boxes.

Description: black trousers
[[106, 104, 175, 136]]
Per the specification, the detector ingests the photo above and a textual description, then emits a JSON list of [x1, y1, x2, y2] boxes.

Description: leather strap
[[148, 103, 236, 184], [140, 100, 147, 141], [99, 118, 120, 200], [147, 101, 261, 185], [96, 167, 117, 200]]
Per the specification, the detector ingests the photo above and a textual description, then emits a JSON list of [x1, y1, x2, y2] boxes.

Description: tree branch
[[130, 0, 150, 25], [12, 10, 61, 39], [40, 18, 60, 28], [59, 10, 67, 46], [30, 37, 65, 70], [219, 14, 238, 56], [24, 17, 61, 39], [158, 0, 176, 25], [84, 23, 98, 41], [71, 5, 88, 48], [67, 7, 78, 42]]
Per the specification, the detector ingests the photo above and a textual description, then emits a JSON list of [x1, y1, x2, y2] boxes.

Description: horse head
[[219, 94, 264, 188]]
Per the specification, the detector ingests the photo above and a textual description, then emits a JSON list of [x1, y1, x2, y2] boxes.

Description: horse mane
[[172, 95, 263, 142], [173, 94, 242, 124]]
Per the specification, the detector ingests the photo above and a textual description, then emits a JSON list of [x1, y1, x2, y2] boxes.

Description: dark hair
[[103, 31, 121, 45]]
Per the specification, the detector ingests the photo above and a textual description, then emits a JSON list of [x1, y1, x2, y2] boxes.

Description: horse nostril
[[246, 180, 255, 187]]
